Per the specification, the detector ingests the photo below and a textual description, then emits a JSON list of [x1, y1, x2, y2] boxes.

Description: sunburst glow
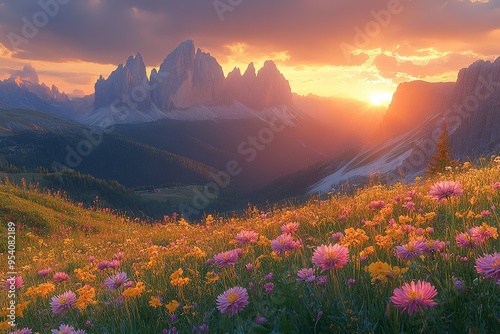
[[369, 92, 393, 106]]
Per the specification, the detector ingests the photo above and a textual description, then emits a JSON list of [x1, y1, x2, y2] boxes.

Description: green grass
[[0, 160, 499, 333]]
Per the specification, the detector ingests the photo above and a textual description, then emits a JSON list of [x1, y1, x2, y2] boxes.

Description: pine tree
[[427, 122, 454, 175]]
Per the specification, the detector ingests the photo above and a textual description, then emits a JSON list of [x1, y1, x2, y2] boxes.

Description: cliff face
[[449, 58, 500, 157], [94, 53, 152, 111], [376, 81, 455, 140]]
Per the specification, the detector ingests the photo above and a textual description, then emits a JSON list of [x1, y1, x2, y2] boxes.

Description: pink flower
[[407, 190, 418, 198], [429, 180, 463, 203], [281, 222, 299, 234], [270, 234, 300, 255], [50, 324, 75, 334], [97, 261, 110, 270], [50, 290, 77, 314], [390, 280, 438, 316], [455, 232, 474, 248], [53, 272, 70, 283], [5, 275, 23, 290], [264, 283, 274, 294], [213, 249, 241, 267], [403, 201, 415, 211], [235, 230, 259, 245], [7, 328, 32, 334], [475, 253, 500, 284], [254, 317, 267, 324], [491, 182, 500, 189], [297, 268, 316, 283], [453, 277, 466, 291], [316, 276, 328, 286], [123, 281, 134, 288], [469, 224, 498, 244], [108, 260, 120, 269], [427, 240, 446, 253], [395, 240, 428, 260], [37, 268, 52, 277], [331, 232, 344, 241], [311, 243, 349, 272], [368, 200, 386, 211], [216, 286, 249, 316], [113, 252, 124, 260], [481, 210, 491, 217], [105, 272, 128, 290]]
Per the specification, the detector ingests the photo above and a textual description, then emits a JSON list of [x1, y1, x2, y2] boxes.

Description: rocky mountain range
[[0, 64, 72, 116], [1, 40, 499, 199], [0, 40, 295, 126]]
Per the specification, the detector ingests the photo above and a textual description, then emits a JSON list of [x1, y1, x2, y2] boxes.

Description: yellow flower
[[205, 214, 214, 225], [0, 319, 13, 331], [379, 205, 393, 217], [205, 271, 220, 285], [165, 299, 180, 314], [425, 212, 437, 221], [0, 307, 8, 317], [365, 261, 408, 284], [170, 268, 183, 280], [15, 301, 30, 318], [339, 228, 369, 248], [363, 246, 375, 255], [257, 235, 270, 246], [74, 268, 96, 282], [186, 246, 206, 259], [149, 296, 163, 308], [182, 304, 193, 314], [123, 282, 146, 298], [25, 282, 55, 298], [75, 285, 96, 311], [170, 277, 190, 287], [398, 215, 412, 224], [170, 268, 190, 287]]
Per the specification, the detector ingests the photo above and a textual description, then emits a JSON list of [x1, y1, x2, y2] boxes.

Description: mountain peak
[[227, 67, 241, 78], [172, 40, 196, 57], [243, 62, 256, 78], [126, 53, 144, 67], [262, 60, 277, 69]]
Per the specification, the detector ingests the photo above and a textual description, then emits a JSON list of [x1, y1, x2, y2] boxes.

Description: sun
[[369, 92, 393, 106]]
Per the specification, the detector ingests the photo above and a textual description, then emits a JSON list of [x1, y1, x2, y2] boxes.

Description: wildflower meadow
[[1, 158, 500, 333]]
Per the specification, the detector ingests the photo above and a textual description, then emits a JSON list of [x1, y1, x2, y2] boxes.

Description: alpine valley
[[1, 40, 500, 218]]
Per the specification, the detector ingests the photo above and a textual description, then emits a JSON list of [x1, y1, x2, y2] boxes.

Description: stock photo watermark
[[213, 0, 244, 21], [7, 0, 72, 51], [5, 221, 17, 328], [340, 0, 405, 62]]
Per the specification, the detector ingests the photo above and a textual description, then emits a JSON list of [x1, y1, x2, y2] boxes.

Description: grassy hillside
[[0, 159, 499, 333], [1, 131, 218, 189]]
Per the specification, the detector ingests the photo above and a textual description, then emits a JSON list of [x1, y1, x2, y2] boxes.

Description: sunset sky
[[0, 0, 499, 104]]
